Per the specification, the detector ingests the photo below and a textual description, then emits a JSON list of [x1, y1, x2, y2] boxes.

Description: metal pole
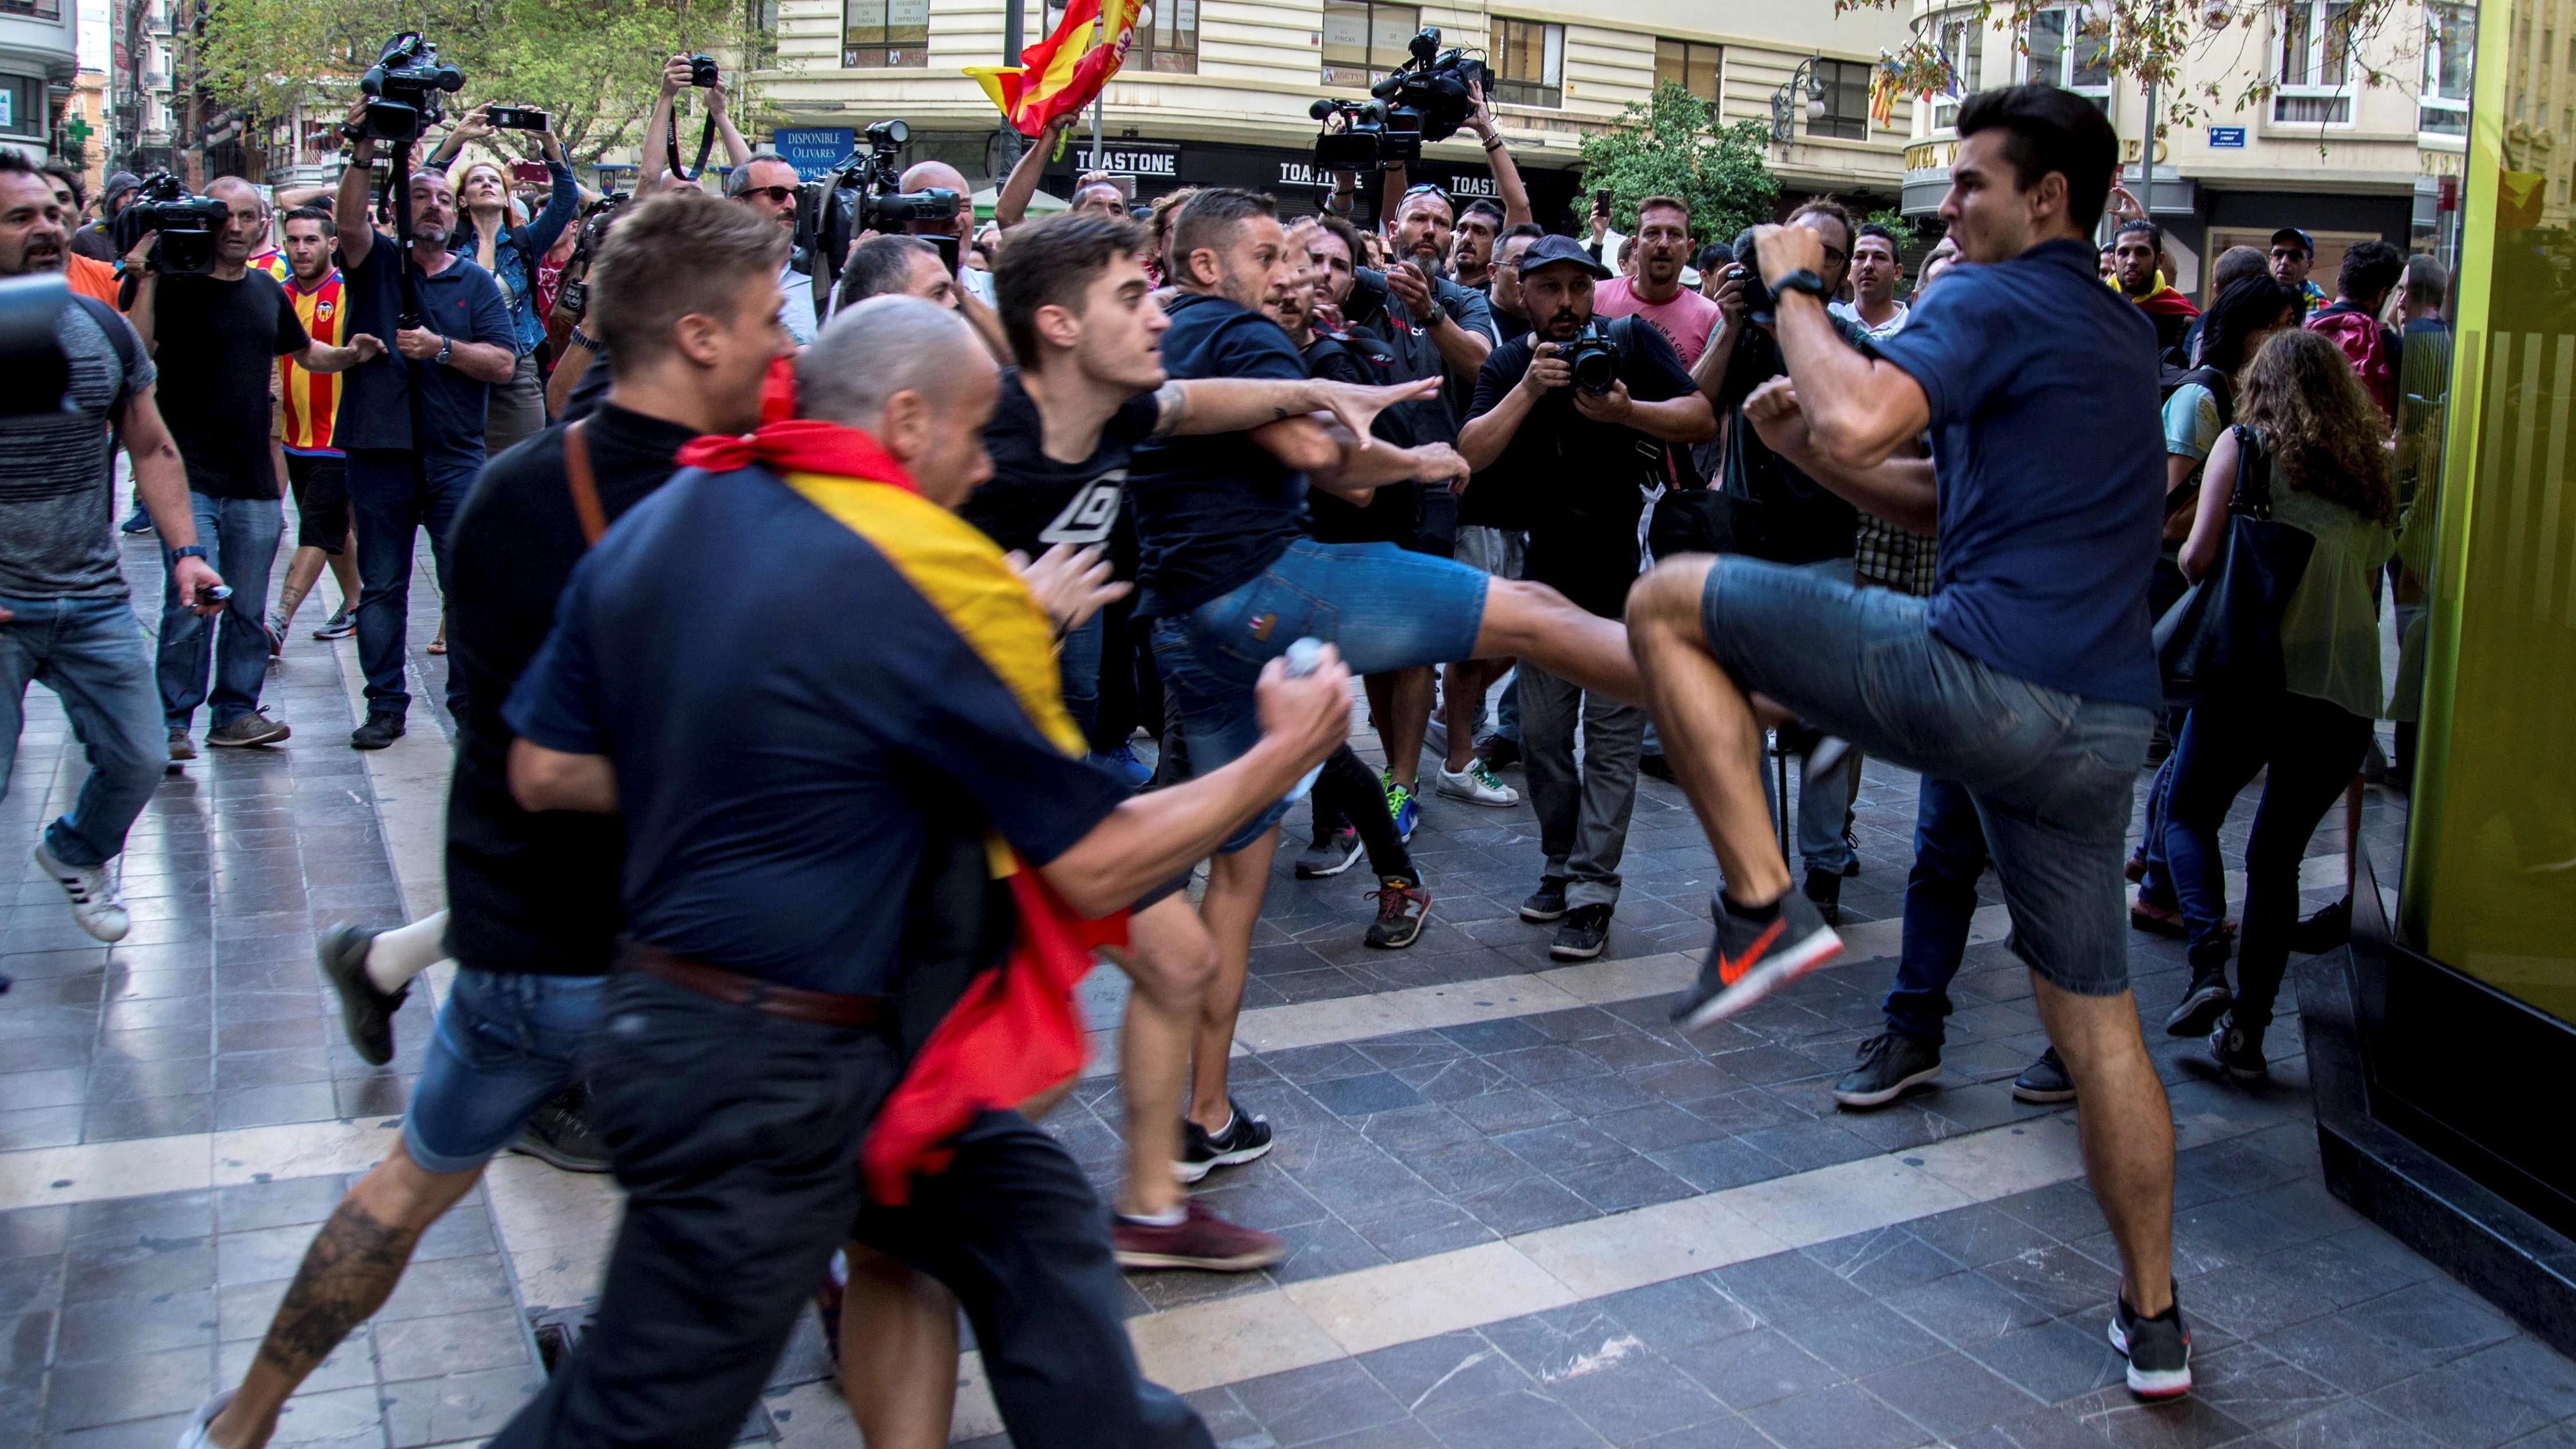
[[996, 0, 1026, 172], [1088, 11, 1105, 164], [2141, 69, 2156, 229]]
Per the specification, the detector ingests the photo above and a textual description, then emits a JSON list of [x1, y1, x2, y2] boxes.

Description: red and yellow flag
[[965, 0, 1143, 138]]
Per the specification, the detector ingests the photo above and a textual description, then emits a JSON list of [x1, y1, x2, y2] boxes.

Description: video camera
[[1562, 322, 1620, 395], [121, 172, 231, 276], [342, 32, 464, 147], [796, 119, 964, 287], [1309, 29, 1490, 176]]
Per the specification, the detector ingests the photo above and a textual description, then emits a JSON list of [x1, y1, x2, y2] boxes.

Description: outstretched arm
[[1750, 224, 1929, 469], [995, 118, 1067, 230]]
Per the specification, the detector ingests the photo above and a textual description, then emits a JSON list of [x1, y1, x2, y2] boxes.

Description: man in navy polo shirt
[[1625, 85, 2190, 1399], [332, 97, 516, 750]]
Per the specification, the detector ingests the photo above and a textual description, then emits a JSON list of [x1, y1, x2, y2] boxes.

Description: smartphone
[[196, 584, 232, 607], [510, 161, 550, 186], [927, 233, 961, 276], [1593, 188, 1611, 215], [486, 106, 549, 132]]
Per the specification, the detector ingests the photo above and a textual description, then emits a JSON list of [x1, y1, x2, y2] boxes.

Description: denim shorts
[[1697, 556, 2152, 997], [403, 969, 607, 1173], [1153, 539, 1489, 852]]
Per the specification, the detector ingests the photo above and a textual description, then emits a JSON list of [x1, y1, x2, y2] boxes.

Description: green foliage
[[1863, 207, 1918, 252], [1576, 83, 1779, 248], [199, 0, 775, 165]]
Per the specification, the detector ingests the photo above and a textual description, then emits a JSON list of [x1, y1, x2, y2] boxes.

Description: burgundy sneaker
[[1364, 877, 1431, 949], [1112, 1199, 1286, 1273]]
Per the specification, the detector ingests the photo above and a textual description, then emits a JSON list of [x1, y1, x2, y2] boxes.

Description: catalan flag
[[964, 0, 1144, 138]]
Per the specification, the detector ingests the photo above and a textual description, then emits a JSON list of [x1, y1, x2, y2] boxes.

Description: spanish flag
[[965, 0, 1144, 138]]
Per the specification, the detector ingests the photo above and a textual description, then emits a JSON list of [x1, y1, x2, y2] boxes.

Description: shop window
[[2420, 2, 2474, 137], [1809, 58, 1871, 141], [1655, 38, 1720, 105], [2273, 0, 2355, 125], [844, 0, 928, 68], [1041, 0, 1196, 73], [1323, 1, 1417, 89], [1492, 18, 1562, 109]]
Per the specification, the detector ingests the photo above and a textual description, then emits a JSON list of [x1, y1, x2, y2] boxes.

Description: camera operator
[[0, 151, 225, 945], [124, 177, 385, 753], [333, 96, 519, 750], [1456, 235, 1713, 960], [425, 104, 580, 452], [638, 54, 826, 347]]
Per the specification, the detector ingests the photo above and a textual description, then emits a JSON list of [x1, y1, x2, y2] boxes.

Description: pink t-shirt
[[1593, 276, 1723, 369]]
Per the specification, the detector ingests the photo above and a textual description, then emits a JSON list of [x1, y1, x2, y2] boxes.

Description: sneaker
[[1383, 779, 1419, 844], [173, 1388, 234, 1449], [1834, 1032, 1944, 1109], [266, 611, 288, 660], [1113, 1199, 1288, 1272], [118, 504, 154, 535], [166, 728, 195, 763], [1518, 876, 1570, 923], [2163, 967, 2234, 1038], [1090, 743, 1153, 790], [31, 839, 129, 944], [2011, 1047, 2078, 1104], [1637, 751, 1675, 782], [206, 710, 291, 749], [1478, 735, 1521, 770], [2289, 896, 2352, 955], [1802, 866, 1842, 927], [349, 712, 405, 750], [1294, 825, 1363, 879], [1842, 826, 1861, 878], [1175, 1101, 1272, 1184], [510, 1087, 612, 1172], [1364, 877, 1431, 949], [1435, 758, 1518, 807], [1671, 889, 1841, 1032], [316, 922, 409, 1066], [1549, 902, 1612, 960], [2208, 1012, 2269, 1084], [312, 605, 356, 640], [2108, 1288, 2194, 1399]]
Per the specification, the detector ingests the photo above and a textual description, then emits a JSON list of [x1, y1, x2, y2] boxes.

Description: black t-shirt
[[960, 370, 1160, 557], [1713, 320, 1865, 565], [1128, 292, 1311, 617], [153, 270, 309, 498], [1465, 321, 1697, 617], [441, 403, 699, 976], [1301, 334, 1420, 547]]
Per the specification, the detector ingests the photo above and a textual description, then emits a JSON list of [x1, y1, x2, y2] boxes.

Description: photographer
[[1, 151, 224, 946], [426, 104, 580, 452], [124, 176, 384, 753], [1456, 235, 1712, 960], [639, 54, 825, 345], [333, 96, 519, 751], [1343, 77, 1531, 241]]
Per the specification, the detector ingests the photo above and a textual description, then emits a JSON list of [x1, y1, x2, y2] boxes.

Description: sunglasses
[[741, 185, 797, 205]]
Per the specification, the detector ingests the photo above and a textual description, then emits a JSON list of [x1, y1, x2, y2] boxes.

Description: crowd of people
[[0, 58, 2454, 1444]]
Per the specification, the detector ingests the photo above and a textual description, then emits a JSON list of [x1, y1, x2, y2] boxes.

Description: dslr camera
[[797, 120, 964, 287], [1309, 28, 1490, 175], [343, 31, 464, 146], [1727, 226, 1779, 324], [1561, 323, 1620, 395], [687, 53, 721, 87], [553, 191, 631, 322], [122, 172, 231, 276]]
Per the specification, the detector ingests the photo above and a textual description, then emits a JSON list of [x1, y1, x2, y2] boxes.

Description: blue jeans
[[403, 967, 607, 1174], [346, 449, 480, 719], [0, 595, 167, 868], [1697, 557, 2152, 997], [1884, 777, 1988, 1044], [1059, 612, 1103, 745], [1152, 540, 1487, 852], [157, 492, 282, 730]]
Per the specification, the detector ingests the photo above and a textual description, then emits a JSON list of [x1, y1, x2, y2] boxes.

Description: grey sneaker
[[1549, 903, 1612, 960], [206, 709, 291, 748], [1293, 825, 1363, 879], [2109, 1287, 2193, 1399], [1518, 876, 1570, 923], [167, 728, 196, 763], [312, 605, 356, 639], [1834, 1032, 1944, 1109], [1672, 888, 1842, 1032]]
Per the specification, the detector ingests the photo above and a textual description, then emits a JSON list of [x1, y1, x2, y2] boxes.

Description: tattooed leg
[[207, 1141, 484, 1449]]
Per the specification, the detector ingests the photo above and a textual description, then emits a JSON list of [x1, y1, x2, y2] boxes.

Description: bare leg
[[1624, 559, 1792, 905], [2028, 975, 2176, 1315], [1379, 667, 1433, 791], [837, 1245, 960, 1449], [1189, 828, 1279, 1129], [1442, 658, 1507, 772], [1362, 675, 1396, 775], [1109, 894, 1218, 1214], [205, 1144, 482, 1449], [1472, 579, 1643, 704], [274, 547, 330, 633]]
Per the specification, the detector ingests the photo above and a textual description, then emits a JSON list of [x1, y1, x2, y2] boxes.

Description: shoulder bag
[[2152, 424, 2314, 703]]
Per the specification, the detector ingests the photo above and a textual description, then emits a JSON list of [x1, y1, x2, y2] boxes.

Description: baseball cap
[[1515, 233, 1611, 279], [2269, 227, 2314, 256]]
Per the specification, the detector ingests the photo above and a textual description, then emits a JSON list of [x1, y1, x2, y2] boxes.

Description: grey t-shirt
[[0, 298, 152, 601]]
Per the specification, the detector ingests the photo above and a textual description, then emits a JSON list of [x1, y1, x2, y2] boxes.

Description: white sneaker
[[174, 1388, 233, 1449], [33, 838, 129, 943], [1435, 759, 1520, 807]]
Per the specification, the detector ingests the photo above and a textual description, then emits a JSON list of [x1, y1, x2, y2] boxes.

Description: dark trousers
[[1883, 775, 1989, 1045], [855, 1112, 1213, 1449], [1090, 592, 1143, 753], [487, 973, 901, 1449], [2162, 692, 2372, 1030], [1307, 745, 1415, 882], [345, 448, 479, 720]]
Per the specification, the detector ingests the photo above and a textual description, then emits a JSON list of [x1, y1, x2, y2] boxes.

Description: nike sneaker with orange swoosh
[[1672, 890, 1842, 1031]]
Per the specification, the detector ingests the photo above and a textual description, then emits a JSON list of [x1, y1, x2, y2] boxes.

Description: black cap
[[1516, 233, 1611, 279], [2269, 226, 2314, 256]]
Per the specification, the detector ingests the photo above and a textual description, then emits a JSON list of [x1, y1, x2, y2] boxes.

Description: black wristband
[[568, 327, 599, 353], [1772, 268, 1829, 299]]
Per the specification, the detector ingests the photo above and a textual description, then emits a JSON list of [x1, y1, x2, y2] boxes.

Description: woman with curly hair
[[2161, 327, 2401, 1082]]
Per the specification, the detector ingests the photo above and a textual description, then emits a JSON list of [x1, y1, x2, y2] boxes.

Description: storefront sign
[[1073, 142, 1180, 177], [773, 128, 857, 180]]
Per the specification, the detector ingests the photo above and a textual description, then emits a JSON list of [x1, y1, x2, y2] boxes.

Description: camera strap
[[667, 109, 718, 183]]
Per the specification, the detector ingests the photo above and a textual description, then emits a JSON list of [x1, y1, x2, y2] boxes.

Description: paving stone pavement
[[3, 513, 2571, 1449]]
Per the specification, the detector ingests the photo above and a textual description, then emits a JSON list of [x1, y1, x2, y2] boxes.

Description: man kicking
[[1624, 85, 2189, 1399]]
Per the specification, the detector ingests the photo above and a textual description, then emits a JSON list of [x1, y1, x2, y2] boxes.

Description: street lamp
[[1770, 56, 1830, 144]]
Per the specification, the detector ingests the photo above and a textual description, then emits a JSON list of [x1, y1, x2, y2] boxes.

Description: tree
[[1577, 83, 1780, 250]]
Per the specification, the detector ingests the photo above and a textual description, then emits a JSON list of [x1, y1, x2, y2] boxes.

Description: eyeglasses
[[741, 185, 797, 205], [1819, 244, 1849, 264]]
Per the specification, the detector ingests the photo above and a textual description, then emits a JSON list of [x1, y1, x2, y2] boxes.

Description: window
[[1655, 38, 1720, 104], [1492, 18, 1563, 108], [844, 0, 928, 68], [1044, 0, 1197, 73], [1809, 58, 1871, 140], [2273, 0, 2355, 125], [2025, 6, 2110, 104], [2421, 2, 2474, 135], [1323, 1, 1417, 89], [1933, 12, 1983, 128], [0, 75, 39, 137]]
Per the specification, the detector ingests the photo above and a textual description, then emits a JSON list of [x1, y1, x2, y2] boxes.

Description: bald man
[[124, 173, 382, 753], [898, 157, 1013, 362]]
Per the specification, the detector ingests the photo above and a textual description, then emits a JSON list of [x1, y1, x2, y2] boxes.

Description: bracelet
[[568, 327, 599, 353], [1481, 133, 1506, 151]]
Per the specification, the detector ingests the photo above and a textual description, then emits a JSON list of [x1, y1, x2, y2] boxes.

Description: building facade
[[0, 0, 79, 165]]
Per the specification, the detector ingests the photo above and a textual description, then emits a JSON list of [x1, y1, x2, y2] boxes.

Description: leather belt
[[622, 943, 888, 1028]]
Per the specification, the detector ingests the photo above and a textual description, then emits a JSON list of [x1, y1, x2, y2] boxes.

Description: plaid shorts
[[1853, 515, 1939, 596]]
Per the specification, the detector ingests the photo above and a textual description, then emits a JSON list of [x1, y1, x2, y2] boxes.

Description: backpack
[[2306, 306, 2397, 419], [2156, 363, 2233, 543]]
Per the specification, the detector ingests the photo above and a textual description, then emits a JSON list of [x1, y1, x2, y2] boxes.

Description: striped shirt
[[278, 269, 348, 456]]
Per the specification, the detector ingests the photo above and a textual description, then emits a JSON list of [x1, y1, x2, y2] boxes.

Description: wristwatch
[[434, 336, 453, 367], [1772, 269, 1830, 299], [568, 327, 600, 353], [170, 545, 208, 563]]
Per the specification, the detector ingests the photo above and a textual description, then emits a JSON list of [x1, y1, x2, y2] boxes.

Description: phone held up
[[485, 105, 548, 132]]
